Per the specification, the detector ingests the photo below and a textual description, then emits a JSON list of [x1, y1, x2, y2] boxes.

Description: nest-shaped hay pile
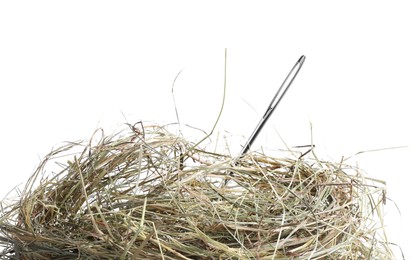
[[0, 125, 393, 259]]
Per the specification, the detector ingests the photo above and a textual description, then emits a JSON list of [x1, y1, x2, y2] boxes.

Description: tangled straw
[[0, 124, 394, 259]]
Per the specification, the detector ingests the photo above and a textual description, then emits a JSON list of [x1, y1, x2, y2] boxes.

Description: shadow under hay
[[0, 125, 393, 259]]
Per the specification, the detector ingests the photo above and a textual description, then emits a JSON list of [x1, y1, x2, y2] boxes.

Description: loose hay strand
[[0, 124, 396, 259]]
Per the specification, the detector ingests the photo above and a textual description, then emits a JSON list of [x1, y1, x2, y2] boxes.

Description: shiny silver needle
[[239, 55, 306, 156]]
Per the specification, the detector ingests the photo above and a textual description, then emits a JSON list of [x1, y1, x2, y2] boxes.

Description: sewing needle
[[239, 55, 306, 157]]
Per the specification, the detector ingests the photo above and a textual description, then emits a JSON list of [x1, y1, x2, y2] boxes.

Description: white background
[[1, 1, 412, 259]]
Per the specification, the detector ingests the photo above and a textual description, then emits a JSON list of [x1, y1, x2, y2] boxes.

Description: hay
[[0, 124, 394, 259]]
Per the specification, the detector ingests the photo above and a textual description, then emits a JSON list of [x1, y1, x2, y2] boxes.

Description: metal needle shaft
[[239, 55, 306, 156]]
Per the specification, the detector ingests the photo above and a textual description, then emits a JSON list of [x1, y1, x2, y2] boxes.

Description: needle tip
[[298, 55, 306, 63]]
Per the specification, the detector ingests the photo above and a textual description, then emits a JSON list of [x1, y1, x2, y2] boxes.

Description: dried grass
[[0, 124, 394, 259]]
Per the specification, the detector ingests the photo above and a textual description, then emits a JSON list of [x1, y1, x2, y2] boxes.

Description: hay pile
[[0, 124, 393, 259]]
